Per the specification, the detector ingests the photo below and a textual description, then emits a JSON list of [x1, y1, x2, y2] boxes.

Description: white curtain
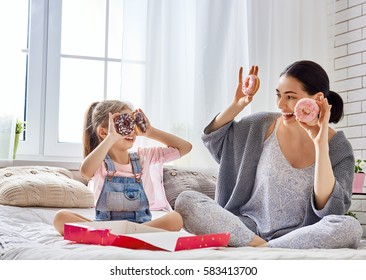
[[247, 0, 329, 113], [143, 0, 249, 168], [122, 0, 328, 169]]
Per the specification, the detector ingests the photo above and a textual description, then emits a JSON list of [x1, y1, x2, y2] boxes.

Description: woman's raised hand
[[234, 66, 260, 109], [204, 66, 260, 133], [298, 96, 332, 145]]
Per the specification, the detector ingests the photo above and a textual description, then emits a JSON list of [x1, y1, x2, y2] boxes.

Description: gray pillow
[[163, 167, 216, 209]]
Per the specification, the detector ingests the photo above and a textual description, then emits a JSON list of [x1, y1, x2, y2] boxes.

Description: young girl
[[53, 100, 192, 235]]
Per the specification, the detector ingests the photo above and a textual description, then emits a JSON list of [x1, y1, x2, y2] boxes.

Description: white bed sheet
[[1, 204, 366, 260]]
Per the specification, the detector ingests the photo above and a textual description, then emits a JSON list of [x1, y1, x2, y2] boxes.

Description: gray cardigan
[[202, 112, 355, 226]]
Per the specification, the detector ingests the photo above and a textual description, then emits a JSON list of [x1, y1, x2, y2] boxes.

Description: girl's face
[[275, 75, 315, 124], [114, 108, 136, 149], [98, 108, 136, 149]]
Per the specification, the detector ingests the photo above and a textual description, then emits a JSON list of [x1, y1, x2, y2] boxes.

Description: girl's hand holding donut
[[235, 66, 260, 108], [107, 113, 124, 143], [133, 109, 151, 136], [112, 109, 150, 137], [113, 112, 135, 136]]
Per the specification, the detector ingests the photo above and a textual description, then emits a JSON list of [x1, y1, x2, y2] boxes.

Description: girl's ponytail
[[83, 101, 99, 158]]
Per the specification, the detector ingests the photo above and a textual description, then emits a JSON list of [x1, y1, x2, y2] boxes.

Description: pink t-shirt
[[88, 146, 180, 211]]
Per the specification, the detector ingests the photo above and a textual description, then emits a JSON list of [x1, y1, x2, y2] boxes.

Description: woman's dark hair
[[280, 60, 343, 123]]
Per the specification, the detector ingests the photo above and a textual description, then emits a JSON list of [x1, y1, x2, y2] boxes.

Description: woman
[[175, 60, 362, 249]]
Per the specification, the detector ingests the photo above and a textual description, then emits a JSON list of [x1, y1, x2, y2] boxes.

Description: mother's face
[[275, 75, 315, 123]]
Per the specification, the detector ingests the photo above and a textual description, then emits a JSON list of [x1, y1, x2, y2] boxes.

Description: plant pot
[[13, 133, 20, 159], [352, 173, 365, 194]]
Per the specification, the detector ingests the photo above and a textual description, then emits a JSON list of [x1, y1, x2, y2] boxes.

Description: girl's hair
[[280, 60, 343, 123], [83, 100, 133, 157]]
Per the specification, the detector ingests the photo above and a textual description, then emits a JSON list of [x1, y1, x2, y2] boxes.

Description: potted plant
[[13, 119, 25, 159], [352, 159, 366, 194]]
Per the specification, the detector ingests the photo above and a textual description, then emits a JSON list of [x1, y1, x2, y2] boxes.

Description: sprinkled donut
[[133, 111, 147, 133], [242, 74, 260, 95], [114, 113, 135, 135], [294, 98, 320, 126]]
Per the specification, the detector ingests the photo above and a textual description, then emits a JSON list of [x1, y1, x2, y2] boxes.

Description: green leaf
[[15, 119, 25, 134], [345, 211, 357, 219]]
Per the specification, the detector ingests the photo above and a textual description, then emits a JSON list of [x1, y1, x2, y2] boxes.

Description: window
[[11, 0, 147, 161], [6, 0, 291, 169], [0, 0, 29, 154]]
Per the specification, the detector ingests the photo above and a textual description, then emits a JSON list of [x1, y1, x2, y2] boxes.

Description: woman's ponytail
[[327, 90, 344, 124]]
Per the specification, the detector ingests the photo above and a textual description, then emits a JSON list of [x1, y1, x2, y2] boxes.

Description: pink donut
[[242, 75, 258, 95], [294, 98, 319, 125], [114, 113, 135, 135]]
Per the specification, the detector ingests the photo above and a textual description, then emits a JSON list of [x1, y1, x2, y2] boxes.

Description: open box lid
[[64, 220, 230, 252]]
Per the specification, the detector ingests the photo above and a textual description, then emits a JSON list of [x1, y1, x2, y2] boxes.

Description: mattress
[[1, 204, 366, 260]]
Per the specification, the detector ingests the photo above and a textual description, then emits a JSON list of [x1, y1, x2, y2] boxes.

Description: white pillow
[[0, 166, 94, 208]]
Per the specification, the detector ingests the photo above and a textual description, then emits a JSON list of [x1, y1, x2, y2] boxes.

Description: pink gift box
[[64, 220, 230, 251]]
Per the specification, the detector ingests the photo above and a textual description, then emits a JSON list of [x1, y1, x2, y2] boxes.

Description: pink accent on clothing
[[88, 146, 180, 211]]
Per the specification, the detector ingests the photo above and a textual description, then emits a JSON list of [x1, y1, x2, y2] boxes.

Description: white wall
[[328, 0, 366, 236], [329, 0, 366, 171]]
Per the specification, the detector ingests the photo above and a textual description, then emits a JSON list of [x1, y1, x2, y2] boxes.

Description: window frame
[[17, 0, 48, 158], [43, 0, 84, 158], [15, 0, 149, 165], [19, 0, 128, 161]]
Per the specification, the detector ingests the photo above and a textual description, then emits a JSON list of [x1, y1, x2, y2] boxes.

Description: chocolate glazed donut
[[114, 113, 135, 135], [133, 111, 147, 133]]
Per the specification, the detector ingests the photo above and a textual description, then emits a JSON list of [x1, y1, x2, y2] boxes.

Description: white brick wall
[[330, 0, 366, 237], [330, 0, 366, 183]]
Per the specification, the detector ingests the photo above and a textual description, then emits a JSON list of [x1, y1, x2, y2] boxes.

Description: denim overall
[[95, 153, 152, 223]]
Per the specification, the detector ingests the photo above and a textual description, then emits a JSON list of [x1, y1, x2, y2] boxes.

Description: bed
[[1, 165, 366, 260]]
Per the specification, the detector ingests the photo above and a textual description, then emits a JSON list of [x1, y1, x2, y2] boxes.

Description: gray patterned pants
[[175, 190, 363, 248]]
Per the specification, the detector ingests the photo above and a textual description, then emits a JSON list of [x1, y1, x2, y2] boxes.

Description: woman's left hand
[[298, 96, 332, 145]]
